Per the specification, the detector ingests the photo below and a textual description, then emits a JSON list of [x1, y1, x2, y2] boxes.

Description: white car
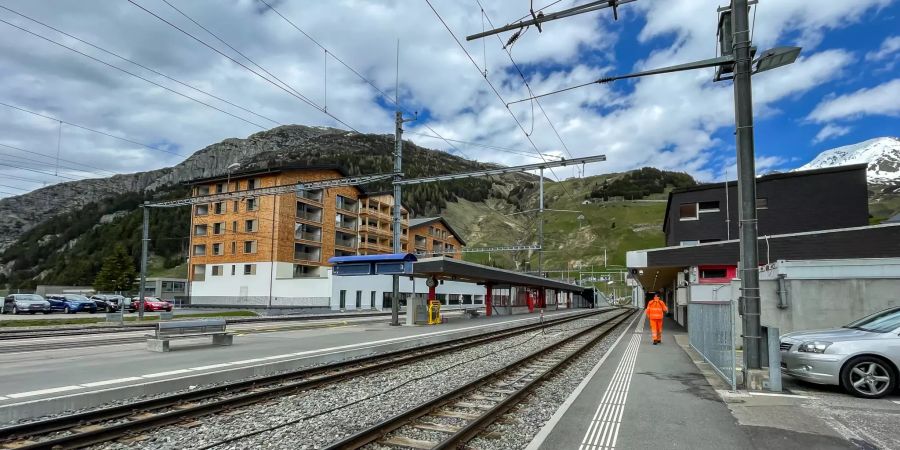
[[780, 306, 900, 398]]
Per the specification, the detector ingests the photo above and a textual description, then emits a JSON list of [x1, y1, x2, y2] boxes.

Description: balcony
[[295, 223, 322, 242], [336, 216, 358, 231], [296, 203, 323, 222], [294, 244, 321, 262], [336, 196, 358, 213], [335, 231, 357, 249], [297, 189, 324, 203]]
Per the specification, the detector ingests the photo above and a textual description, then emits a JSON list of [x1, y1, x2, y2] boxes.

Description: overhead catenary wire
[[405, 131, 561, 160], [0, 161, 81, 181], [0, 101, 186, 158], [0, 5, 282, 127], [424, 0, 574, 197], [0, 142, 119, 176], [0, 18, 269, 131], [0, 154, 107, 178], [255, 0, 475, 161], [128, 0, 361, 134]]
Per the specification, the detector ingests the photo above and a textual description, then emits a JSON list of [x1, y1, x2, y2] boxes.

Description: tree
[[94, 244, 138, 293]]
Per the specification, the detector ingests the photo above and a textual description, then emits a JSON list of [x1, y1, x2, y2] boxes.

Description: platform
[[530, 316, 855, 450], [0, 308, 586, 423]]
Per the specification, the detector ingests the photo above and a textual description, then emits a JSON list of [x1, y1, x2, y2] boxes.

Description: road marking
[[526, 312, 641, 450], [80, 377, 144, 387], [580, 315, 645, 450], [6, 385, 83, 399], [141, 369, 192, 378]]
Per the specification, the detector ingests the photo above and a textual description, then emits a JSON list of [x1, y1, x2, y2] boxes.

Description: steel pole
[[538, 167, 544, 276], [391, 110, 402, 326], [732, 0, 762, 371], [138, 202, 149, 320]]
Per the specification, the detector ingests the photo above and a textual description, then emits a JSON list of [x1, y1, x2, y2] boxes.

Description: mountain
[[796, 137, 900, 185]]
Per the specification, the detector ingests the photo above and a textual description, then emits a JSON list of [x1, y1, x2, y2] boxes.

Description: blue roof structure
[[328, 253, 418, 264]]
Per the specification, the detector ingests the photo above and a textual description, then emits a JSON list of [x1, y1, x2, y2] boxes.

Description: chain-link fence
[[688, 301, 736, 389]]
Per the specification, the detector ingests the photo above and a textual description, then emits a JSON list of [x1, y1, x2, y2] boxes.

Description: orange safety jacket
[[646, 298, 668, 320]]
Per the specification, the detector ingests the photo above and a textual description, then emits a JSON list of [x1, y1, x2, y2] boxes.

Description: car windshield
[[845, 307, 900, 333], [65, 295, 90, 302], [16, 294, 44, 302]]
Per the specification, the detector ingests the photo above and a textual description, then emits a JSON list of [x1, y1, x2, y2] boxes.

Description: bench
[[146, 318, 233, 352]]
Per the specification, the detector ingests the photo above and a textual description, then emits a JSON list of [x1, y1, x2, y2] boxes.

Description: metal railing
[[296, 210, 322, 222], [688, 301, 736, 389], [295, 231, 322, 242]]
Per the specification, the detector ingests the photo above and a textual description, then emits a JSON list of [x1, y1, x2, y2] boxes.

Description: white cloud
[[813, 124, 852, 144], [808, 79, 900, 122], [866, 35, 900, 61], [0, 0, 892, 199]]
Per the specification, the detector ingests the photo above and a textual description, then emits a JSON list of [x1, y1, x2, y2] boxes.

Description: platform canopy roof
[[413, 257, 585, 293]]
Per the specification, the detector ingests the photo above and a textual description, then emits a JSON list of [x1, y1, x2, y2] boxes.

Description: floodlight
[[753, 47, 801, 74]]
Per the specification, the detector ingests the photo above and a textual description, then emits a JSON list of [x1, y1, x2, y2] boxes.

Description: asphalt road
[[0, 308, 245, 321]]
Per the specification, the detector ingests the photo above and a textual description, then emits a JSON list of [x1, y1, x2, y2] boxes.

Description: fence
[[688, 301, 736, 389]]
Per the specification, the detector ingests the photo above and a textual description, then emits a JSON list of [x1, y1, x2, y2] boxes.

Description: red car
[[128, 297, 173, 313]]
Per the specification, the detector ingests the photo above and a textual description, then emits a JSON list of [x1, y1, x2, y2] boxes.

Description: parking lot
[[0, 308, 246, 321], [784, 375, 900, 449]]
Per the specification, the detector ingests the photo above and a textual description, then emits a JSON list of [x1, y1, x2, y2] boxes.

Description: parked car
[[90, 294, 126, 312], [45, 294, 98, 314], [2, 294, 52, 314], [781, 306, 900, 398], [127, 297, 173, 313]]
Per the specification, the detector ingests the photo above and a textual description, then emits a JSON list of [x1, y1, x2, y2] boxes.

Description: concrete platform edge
[[525, 312, 640, 450]]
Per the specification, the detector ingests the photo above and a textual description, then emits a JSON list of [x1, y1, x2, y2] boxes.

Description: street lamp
[[753, 47, 801, 74], [226, 163, 241, 192]]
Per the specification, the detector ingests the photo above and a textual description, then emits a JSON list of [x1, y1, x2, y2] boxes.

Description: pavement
[[0, 308, 586, 414], [530, 316, 860, 450]]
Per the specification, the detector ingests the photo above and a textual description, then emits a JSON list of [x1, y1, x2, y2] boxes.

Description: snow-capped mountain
[[797, 137, 900, 184]]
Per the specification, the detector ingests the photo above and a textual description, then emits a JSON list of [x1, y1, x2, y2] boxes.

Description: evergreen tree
[[93, 244, 137, 293]]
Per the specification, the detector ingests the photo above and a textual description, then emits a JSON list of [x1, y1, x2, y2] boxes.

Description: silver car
[[780, 306, 900, 398]]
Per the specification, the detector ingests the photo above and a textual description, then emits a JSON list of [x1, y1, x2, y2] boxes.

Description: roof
[[413, 257, 585, 292], [408, 217, 467, 246], [185, 164, 351, 185], [662, 163, 869, 232], [328, 253, 418, 264]]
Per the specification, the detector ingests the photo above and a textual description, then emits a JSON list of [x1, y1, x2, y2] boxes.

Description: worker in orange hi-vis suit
[[646, 295, 669, 345]]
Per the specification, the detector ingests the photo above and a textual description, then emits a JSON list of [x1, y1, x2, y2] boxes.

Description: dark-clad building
[[663, 164, 869, 246]]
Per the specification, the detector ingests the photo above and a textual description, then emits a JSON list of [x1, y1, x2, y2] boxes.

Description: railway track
[[326, 310, 635, 450], [0, 309, 610, 450]]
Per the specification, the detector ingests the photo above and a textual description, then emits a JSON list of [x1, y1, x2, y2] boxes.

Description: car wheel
[[11, 306, 18, 315], [841, 356, 897, 399], [43, 311, 51, 314], [30, 311, 36, 315], [64, 306, 71, 314]]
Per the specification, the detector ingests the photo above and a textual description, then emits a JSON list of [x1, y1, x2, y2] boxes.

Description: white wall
[[332, 272, 485, 311]]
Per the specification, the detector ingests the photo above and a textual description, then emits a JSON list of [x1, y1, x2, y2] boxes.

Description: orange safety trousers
[[649, 318, 663, 342]]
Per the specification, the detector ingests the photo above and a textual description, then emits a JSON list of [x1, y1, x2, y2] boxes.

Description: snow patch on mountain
[[796, 137, 900, 184]]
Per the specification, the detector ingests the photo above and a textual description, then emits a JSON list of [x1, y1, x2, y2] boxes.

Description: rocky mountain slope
[[796, 136, 900, 185]]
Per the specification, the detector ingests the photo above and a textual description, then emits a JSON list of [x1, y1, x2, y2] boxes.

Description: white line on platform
[[580, 315, 645, 450], [189, 363, 235, 371], [0, 396, 8, 400], [525, 312, 640, 450], [6, 385, 83, 399], [893, 400, 900, 405], [228, 357, 270, 365], [80, 377, 144, 388], [748, 392, 816, 399], [141, 369, 192, 378]]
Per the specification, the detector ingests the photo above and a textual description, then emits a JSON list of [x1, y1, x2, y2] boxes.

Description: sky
[[0, 0, 898, 199]]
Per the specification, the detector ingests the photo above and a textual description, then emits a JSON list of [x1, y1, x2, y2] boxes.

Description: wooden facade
[[409, 217, 464, 260]]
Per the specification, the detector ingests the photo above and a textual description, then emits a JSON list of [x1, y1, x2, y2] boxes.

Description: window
[[370, 291, 376, 309], [194, 204, 209, 216], [193, 224, 208, 236], [233, 200, 239, 212], [215, 183, 225, 193], [211, 265, 223, 276], [245, 219, 258, 232], [212, 243, 223, 255], [244, 240, 257, 254], [247, 198, 258, 211], [293, 264, 318, 278], [213, 222, 224, 235], [339, 290, 347, 309], [196, 186, 210, 196], [231, 241, 236, 254], [679, 240, 700, 247], [247, 178, 257, 190], [192, 244, 206, 256], [243, 264, 256, 275], [700, 268, 728, 279], [214, 202, 225, 214], [294, 244, 321, 261], [698, 201, 720, 213], [355, 291, 362, 309], [232, 221, 237, 232], [336, 195, 357, 212], [756, 197, 768, 209], [231, 265, 236, 275], [192, 264, 206, 282], [679, 203, 698, 220]]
